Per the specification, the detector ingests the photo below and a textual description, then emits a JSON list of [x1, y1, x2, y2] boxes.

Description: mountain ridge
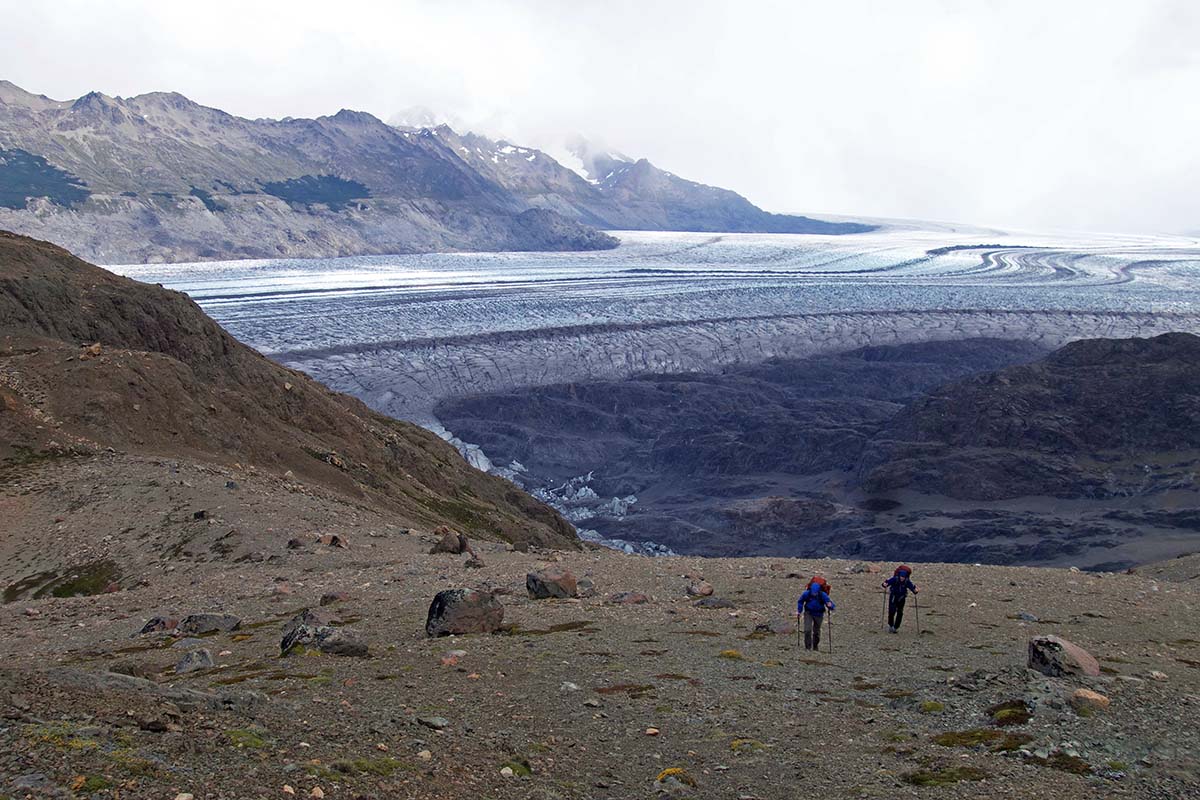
[[0, 81, 871, 263]]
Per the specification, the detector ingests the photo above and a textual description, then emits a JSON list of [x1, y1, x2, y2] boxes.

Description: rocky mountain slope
[[0, 81, 868, 263], [0, 230, 574, 552], [861, 333, 1200, 499], [422, 126, 871, 235], [437, 335, 1200, 568]]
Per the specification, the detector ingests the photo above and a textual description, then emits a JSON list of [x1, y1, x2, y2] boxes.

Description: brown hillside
[[0, 230, 574, 547]]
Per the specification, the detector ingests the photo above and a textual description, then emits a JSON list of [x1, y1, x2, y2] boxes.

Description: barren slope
[[0, 231, 574, 548]]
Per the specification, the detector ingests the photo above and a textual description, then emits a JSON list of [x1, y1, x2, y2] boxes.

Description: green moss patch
[[933, 729, 1034, 752], [1026, 752, 1092, 774], [919, 701, 945, 714], [901, 766, 989, 786], [987, 699, 1031, 726], [225, 728, 269, 749]]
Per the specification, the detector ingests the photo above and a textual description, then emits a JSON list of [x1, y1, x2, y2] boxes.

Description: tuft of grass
[[1026, 752, 1092, 774], [655, 767, 697, 787], [225, 728, 268, 749], [919, 701, 945, 714], [932, 729, 1033, 752], [718, 649, 745, 660], [901, 766, 989, 786], [310, 756, 410, 778], [987, 699, 1031, 726], [731, 738, 768, 753]]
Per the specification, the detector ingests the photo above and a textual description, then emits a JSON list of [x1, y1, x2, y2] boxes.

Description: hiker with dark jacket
[[883, 565, 918, 633], [798, 579, 836, 651]]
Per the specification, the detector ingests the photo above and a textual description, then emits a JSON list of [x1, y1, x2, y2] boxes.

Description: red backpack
[[811, 574, 831, 595]]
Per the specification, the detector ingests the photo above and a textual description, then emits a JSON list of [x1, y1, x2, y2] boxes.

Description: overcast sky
[[3, 1, 1198, 234]]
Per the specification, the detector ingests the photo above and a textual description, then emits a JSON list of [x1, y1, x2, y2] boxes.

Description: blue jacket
[[799, 588, 835, 616], [884, 575, 918, 599]]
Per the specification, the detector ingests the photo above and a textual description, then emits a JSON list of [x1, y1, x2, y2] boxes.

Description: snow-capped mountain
[[414, 124, 873, 235]]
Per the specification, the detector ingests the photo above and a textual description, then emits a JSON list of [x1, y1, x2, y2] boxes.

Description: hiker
[[798, 578, 836, 651], [882, 565, 918, 633]]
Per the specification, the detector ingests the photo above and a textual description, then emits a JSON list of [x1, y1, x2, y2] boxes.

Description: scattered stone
[[175, 794, 195, 800], [583, 698, 602, 708], [561, 681, 581, 692], [175, 648, 214, 674], [1070, 688, 1110, 713], [319, 591, 350, 606], [283, 787, 295, 796], [426, 588, 505, 636], [225, 480, 239, 490], [526, 567, 578, 599], [753, 618, 796, 636], [430, 528, 469, 555], [607, 592, 650, 605], [576, 577, 597, 598], [645, 727, 660, 736], [286, 538, 306, 550], [1017, 612, 1040, 622], [280, 617, 367, 657], [845, 562, 872, 574], [317, 534, 347, 549], [138, 615, 179, 636], [12, 773, 50, 790], [1148, 670, 1169, 682], [1027, 635, 1100, 678], [464, 555, 486, 569], [310, 788, 324, 799], [499, 766, 514, 778], [418, 716, 450, 730], [686, 580, 714, 597], [417, 750, 432, 762], [694, 596, 735, 609], [171, 637, 206, 649], [176, 613, 241, 635]]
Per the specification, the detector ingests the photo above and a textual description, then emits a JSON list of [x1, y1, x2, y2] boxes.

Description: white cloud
[[1, 0, 1197, 233]]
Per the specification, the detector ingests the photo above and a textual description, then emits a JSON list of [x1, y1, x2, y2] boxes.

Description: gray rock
[[12, 773, 50, 789], [418, 716, 450, 730], [694, 596, 736, 609], [426, 588, 505, 636], [280, 618, 367, 657], [176, 613, 241, 635], [175, 648, 214, 674], [1028, 635, 1100, 677]]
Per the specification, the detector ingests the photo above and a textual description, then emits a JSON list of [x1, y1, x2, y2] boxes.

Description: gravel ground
[[2, 454, 1199, 799]]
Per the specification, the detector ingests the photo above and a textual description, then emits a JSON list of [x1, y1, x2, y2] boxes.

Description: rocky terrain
[[0, 81, 866, 264], [1, 457, 1198, 798], [1, 232, 1198, 798], [437, 335, 1200, 568]]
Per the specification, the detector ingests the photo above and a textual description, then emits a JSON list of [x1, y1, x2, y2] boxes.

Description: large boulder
[[279, 608, 366, 656], [430, 527, 469, 555], [426, 589, 505, 636], [176, 613, 241, 635], [526, 567, 578, 599], [1028, 635, 1100, 677]]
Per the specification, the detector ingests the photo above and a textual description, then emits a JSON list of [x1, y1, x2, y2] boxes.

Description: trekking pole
[[796, 612, 801, 652], [827, 612, 834, 655], [882, 590, 888, 631], [914, 595, 921, 636]]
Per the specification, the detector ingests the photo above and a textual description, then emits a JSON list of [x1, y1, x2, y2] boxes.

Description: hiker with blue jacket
[[883, 565, 918, 633], [798, 579, 835, 651]]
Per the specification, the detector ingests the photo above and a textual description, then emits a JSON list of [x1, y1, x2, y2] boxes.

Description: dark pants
[[888, 595, 907, 629], [803, 610, 824, 650]]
